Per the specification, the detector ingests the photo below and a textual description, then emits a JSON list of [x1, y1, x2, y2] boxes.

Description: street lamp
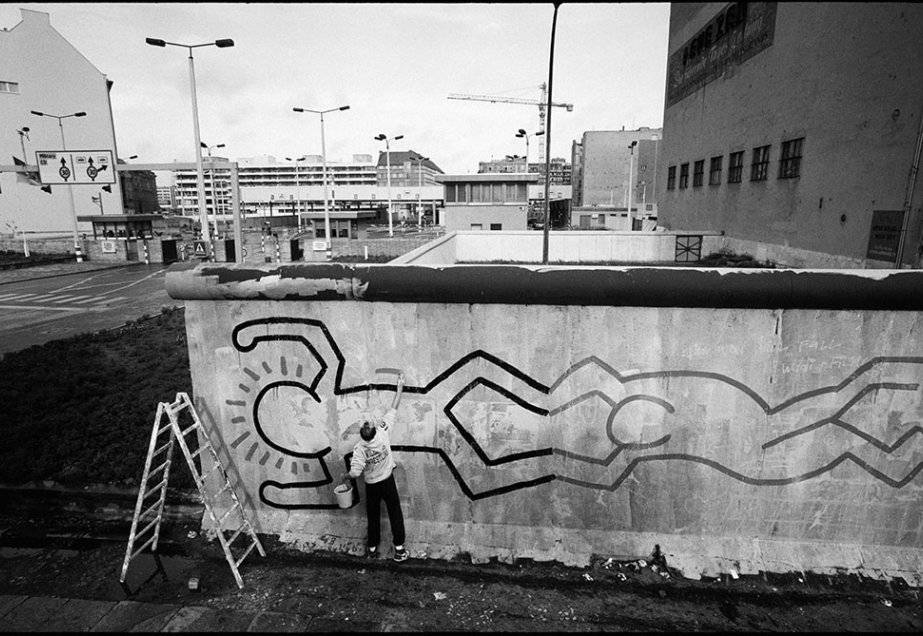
[[285, 155, 307, 231], [374, 133, 403, 237], [293, 105, 350, 257], [31, 110, 88, 262], [146, 36, 234, 259], [626, 140, 638, 225], [516, 129, 543, 173]]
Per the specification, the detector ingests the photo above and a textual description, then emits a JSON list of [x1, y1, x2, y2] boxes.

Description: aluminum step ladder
[[119, 392, 265, 589]]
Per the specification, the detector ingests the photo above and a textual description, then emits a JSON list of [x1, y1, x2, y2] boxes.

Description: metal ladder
[[119, 392, 265, 589]]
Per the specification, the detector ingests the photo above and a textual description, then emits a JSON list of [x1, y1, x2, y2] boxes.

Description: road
[[0, 264, 186, 357]]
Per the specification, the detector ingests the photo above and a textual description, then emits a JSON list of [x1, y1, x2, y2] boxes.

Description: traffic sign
[[192, 240, 208, 259], [35, 150, 115, 184]]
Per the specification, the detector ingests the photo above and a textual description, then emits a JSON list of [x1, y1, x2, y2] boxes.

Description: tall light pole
[[286, 156, 307, 231], [293, 105, 350, 258], [414, 155, 429, 226], [542, 2, 562, 263], [626, 140, 637, 227], [516, 129, 543, 173], [374, 133, 403, 237], [146, 36, 234, 259], [31, 110, 87, 262]]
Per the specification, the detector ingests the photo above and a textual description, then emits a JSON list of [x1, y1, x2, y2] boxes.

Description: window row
[[0, 81, 20, 94], [666, 137, 804, 190], [445, 182, 528, 204]]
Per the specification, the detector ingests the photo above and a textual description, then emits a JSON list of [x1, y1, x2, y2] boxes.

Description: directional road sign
[[35, 150, 115, 184]]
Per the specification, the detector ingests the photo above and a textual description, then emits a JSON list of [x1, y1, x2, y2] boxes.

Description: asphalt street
[[0, 263, 187, 357]]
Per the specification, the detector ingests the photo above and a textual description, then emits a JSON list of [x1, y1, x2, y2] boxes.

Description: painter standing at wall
[[342, 371, 408, 562]]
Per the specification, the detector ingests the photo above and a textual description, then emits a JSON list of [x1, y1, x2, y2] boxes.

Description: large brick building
[[657, 2, 923, 268]]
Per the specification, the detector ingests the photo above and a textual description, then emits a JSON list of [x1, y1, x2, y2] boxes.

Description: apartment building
[[658, 2, 923, 267], [478, 157, 572, 185], [571, 128, 661, 214], [376, 150, 444, 187]]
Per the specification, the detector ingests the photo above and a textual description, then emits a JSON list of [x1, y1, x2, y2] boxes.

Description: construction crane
[[447, 83, 573, 164]]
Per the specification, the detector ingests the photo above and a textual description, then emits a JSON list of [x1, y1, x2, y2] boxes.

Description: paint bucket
[[334, 483, 353, 509]]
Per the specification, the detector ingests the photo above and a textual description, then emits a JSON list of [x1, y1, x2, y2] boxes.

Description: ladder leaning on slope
[[119, 392, 265, 589]]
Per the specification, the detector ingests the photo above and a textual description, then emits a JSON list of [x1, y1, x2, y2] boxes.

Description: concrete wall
[[658, 2, 923, 266], [167, 264, 923, 583], [0, 235, 77, 255], [394, 231, 724, 265]]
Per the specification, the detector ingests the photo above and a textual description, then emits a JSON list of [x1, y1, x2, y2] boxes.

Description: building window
[[0, 81, 20, 94], [750, 145, 771, 181], [470, 223, 483, 230], [679, 163, 689, 189], [778, 137, 804, 179], [692, 160, 704, 187], [728, 151, 744, 183], [490, 223, 502, 231], [667, 166, 676, 190], [708, 156, 723, 185]]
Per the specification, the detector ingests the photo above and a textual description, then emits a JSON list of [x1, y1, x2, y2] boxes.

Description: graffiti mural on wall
[[224, 317, 923, 509]]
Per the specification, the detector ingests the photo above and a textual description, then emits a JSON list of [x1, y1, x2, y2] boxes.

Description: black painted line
[[251, 381, 325, 458], [280, 356, 288, 376], [547, 390, 619, 416], [258, 452, 271, 466], [231, 417, 245, 424], [275, 457, 284, 469], [243, 368, 260, 382], [553, 435, 671, 466], [225, 400, 246, 407], [831, 421, 923, 453], [605, 395, 676, 445], [262, 361, 273, 374], [238, 384, 251, 393]]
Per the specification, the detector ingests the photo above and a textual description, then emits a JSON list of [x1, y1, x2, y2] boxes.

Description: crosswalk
[[0, 290, 127, 309]]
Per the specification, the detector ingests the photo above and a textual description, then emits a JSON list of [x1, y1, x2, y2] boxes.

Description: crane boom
[[447, 93, 574, 110]]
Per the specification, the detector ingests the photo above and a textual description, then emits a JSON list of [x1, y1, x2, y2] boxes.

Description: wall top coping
[[165, 263, 923, 310]]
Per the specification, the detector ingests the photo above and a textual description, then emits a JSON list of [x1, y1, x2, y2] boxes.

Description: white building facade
[[0, 9, 124, 235]]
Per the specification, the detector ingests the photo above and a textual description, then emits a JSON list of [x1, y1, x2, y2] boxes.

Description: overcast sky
[[3, 2, 671, 175]]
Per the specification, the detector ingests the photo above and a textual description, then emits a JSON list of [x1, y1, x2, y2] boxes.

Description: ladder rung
[[218, 503, 240, 525], [190, 443, 212, 460], [142, 479, 167, 500], [130, 535, 156, 560], [138, 499, 162, 522], [134, 517, 159, 542], [153, 440, 173, 457], [234, 540, 258, 568], [148, 460, 169, 479], [157, 423, 173, 436], [226, 528, 244, 546], [180, 422, 200, 437]]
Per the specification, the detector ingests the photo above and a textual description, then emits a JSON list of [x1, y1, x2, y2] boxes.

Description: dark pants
[[365, 474, 405, 548]]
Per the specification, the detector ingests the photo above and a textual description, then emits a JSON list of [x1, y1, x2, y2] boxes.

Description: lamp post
[[541, 2, 562, 263], [146, 36, 234, 259], [285, 155, 307, 231], [30, 110, 87, 262], [516, 129, 544, 174], [374, 133, 403, 237], [16, 126, 30, 163], [414, 155, 429, 226], [626, 140, 637, 227], [294, 105, 350, 258]]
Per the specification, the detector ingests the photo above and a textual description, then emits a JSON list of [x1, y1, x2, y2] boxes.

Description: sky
[[2, 2, 671, 177]]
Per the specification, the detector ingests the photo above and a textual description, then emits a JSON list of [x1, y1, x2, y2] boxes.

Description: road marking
[[72, 297, 102, 304], [93, 295, 128, 305], [0, 293, 43, 301], [0, 304, 81, 312], [49, 296, 89, 304]]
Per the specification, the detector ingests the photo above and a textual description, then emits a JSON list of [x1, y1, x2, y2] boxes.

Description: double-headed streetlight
[[374, 133, 403, 237], [293, 105, 350, 258], [31, 110, 87, 261], [146, 36, 234, 256], [516, 128, 543, 173], [285, 155, 307, 231]]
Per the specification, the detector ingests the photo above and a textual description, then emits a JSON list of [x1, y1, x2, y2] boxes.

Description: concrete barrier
[[166, 264, 923, 583]]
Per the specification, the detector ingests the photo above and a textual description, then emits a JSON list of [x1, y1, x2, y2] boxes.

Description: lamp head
[[217, 144, 225, 148], [30, 110, 44, 117], [145, 37, 166, 47], [293, 107, 304, 112], [201, 142, 208, 148], [535, 130, 544, 136], [74, 112, 87, 117], [339, 105, 350, 111], [215, 39, 234, 48], [394, 135, 403, 140], [22, 127, 29, 132], [374, 134, 385, 140]]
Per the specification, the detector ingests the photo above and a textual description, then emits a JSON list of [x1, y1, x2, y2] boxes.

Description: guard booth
[[290, 239, 304, 261]]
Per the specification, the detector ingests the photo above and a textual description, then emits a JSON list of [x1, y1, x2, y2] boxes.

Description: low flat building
[[436, 173, 538, 232]]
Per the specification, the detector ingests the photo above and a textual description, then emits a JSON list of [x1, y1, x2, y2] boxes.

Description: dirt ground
[[0, 486, 920, 632]]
